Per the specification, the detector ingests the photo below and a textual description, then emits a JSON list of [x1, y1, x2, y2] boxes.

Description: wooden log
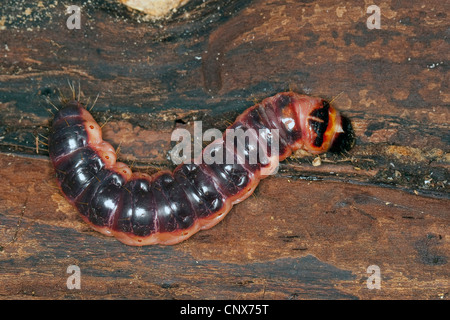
[[0, 0, 448, 300], [0, 152, 448, 299]]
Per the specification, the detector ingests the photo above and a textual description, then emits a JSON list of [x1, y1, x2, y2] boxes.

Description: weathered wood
[[0, 153, 448, 299], [0, 0, 448, 300]]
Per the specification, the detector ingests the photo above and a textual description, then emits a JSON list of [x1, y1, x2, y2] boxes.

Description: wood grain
[[0, 0, 448, 299]]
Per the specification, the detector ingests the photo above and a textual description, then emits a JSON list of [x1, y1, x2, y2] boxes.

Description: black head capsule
[[308, 100, 330, 147], [328, 115, 356, 153]]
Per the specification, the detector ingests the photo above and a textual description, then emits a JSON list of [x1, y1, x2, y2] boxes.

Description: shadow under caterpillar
[[48, 90, 354, 246]]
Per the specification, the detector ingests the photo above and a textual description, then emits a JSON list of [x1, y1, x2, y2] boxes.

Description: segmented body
[[49, 92, 344, 246]]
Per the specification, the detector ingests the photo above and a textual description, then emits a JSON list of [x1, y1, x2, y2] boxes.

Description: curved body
[[49, 92, 345, 245]]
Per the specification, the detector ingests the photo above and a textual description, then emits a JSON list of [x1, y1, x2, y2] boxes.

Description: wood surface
[[0, 0, 448, 300]]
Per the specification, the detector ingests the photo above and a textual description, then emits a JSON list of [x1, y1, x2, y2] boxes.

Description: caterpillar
[[48, 91, 352, 246]]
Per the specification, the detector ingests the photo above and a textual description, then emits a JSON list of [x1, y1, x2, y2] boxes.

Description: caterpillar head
[[300, 99, 354, 154]]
